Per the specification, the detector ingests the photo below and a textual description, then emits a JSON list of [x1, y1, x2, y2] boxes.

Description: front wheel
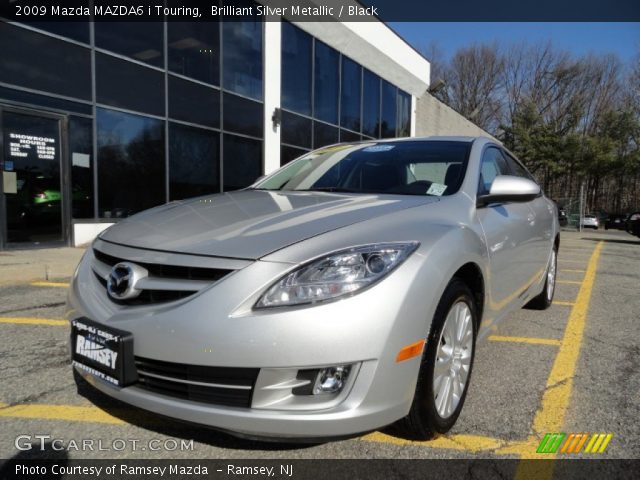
[[396, 279, 478, 439]]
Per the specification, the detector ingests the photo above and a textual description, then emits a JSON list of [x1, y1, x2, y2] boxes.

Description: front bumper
[[68, 240, 436, 438], [73, 361, 408, 439]]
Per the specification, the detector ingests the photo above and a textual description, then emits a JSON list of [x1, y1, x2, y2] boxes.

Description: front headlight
[[255, 242, 419, 308]]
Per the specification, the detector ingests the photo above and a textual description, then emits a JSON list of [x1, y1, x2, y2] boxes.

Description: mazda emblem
[[107, 262, 147, 300]]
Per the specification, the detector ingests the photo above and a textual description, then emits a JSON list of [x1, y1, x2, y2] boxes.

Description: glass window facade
[[69, 116, 94, 219], [168, 22, 220, 86], [28, 22, 90, 44], [0, 23, 91, 100], [96, 53, 165, 117], [281, 22, 312, 115], [223, 93, 264, 138], [95, 22, 164, 67], [0, 19, 264, 225], [397, 91, 412, 138], [279, 23, 412, 165], [169, 123, 220, 201], [1, 18, 416, 239], [381, 80, 398, 139], [314, 122, 339, 149], [362, 69, 381, 138], [97, 108, 166, 218], [223, 20, 263, 100], [282, 111, 312, 149], [169, 76, 220, 129], [340, 57, 362, 132], [314, 41, 339, 125], [223, 134, 262, 191], [281, 145, 308, 166]]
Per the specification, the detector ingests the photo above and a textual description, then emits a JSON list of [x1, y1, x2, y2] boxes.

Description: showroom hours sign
[[8, 133, 56, 161]]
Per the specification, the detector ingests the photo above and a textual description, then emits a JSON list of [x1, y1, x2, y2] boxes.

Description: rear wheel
[[525, 247, 557, 310], [397, 279, 478, 439]]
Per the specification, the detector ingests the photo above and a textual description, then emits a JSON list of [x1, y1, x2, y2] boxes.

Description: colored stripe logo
[[537, 433, 612, 454]]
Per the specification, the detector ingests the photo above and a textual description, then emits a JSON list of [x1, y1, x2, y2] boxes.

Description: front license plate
[[70, 318, 137, 387]]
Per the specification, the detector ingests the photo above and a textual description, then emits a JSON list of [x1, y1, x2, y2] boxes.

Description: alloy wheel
[[432, 301, 474, 419]]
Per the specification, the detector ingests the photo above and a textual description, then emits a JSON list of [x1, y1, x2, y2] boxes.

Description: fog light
[[313, 366, 350, 394]]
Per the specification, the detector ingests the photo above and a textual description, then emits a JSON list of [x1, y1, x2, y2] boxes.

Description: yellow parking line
[[361, 431, 503, 453], [0, 403, 124, 425], [488, 335, 561, 346], [552, 301, 576, 306], [512, 241, 603, 475], [557, 280, 583, 285], [0, 400, 504, 452], [30, 281, 68, 288], [0, 317, 68, 326]]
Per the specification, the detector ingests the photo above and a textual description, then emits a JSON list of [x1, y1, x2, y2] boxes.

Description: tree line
[[425, 42, 640, 214]]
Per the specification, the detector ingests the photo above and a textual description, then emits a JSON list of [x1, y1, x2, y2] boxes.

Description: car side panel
[[476, 201, 544, 317]]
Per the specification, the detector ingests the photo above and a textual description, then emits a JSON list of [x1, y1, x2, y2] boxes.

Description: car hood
[[99, 190, 439, 259]]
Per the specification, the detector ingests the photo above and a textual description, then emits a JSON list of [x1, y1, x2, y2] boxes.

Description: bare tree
[[433, 40, 639, 213], [431, 43, 504, 133]]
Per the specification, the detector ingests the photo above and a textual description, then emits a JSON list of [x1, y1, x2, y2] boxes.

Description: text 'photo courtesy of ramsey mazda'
[[67, 137, 559, 440]]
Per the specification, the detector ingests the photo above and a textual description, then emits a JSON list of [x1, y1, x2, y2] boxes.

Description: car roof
[[378, 135, 480, 143]]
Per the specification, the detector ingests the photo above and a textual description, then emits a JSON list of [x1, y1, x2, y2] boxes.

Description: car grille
[[93, 274, 196, 305], [91, 247, 233, 306], [134, 356, 258, 408]]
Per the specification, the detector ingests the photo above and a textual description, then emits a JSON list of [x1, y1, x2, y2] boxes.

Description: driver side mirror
[[477, 175, 540, 207]]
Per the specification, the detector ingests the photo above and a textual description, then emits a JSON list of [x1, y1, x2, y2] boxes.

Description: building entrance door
[[1, 107, 68, 248]]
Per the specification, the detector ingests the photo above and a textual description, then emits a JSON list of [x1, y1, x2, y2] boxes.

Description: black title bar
[[0, 0, 638, 22]]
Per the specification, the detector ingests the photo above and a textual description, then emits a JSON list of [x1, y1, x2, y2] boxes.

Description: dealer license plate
[[70, 318, 137, 387]]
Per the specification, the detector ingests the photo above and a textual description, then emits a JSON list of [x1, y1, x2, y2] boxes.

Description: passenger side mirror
[[477, 175, 540, 207]]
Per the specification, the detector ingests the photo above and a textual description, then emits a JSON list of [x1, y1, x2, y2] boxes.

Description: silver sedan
[[68, 136, 559, 440]]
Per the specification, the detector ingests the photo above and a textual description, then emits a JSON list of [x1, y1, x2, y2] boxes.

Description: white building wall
[[263, 20, 282, 175], [73, 223, 113, 247], [415, 93, 497, 140]]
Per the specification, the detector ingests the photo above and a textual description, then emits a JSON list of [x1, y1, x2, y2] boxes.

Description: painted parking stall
[[0, 230, 638, 464]]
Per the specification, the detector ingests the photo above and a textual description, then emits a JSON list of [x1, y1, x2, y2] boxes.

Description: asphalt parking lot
[[0, 230, 638, 465]]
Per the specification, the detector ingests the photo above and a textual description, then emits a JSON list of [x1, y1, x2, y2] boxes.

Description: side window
[[504, 152, 535, 181], [479, 147, 509, 195]]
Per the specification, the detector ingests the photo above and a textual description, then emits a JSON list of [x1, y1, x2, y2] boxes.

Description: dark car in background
[[605, 213, 629, 231], [558, 207, 568, 227], [627, 212, 640, 239]]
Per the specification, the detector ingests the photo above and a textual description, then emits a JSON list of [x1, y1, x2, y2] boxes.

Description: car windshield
[[253, 140, 471, 196]]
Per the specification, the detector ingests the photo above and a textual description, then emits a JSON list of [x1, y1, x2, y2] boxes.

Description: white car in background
[[581, 214, 599, 229]]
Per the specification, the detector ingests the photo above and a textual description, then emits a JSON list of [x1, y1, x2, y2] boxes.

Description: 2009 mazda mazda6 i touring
[[68, 136, 559, 440]]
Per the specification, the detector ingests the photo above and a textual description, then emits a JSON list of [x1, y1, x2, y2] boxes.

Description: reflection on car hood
[[99, 190, 439, 259]]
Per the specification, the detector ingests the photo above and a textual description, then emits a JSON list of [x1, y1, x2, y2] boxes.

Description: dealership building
[[0, 7, 488, 250]]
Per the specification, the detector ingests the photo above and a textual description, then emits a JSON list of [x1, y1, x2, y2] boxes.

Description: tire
[[525, 246, 557, 310], [396, 278, 478, 440]]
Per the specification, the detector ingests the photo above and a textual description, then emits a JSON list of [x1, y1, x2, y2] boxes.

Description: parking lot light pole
[[579, 182, 584, 233]]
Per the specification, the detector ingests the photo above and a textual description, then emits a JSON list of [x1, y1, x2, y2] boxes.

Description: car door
[[502, 151, 553, 280], [476, 147, 537, 317]]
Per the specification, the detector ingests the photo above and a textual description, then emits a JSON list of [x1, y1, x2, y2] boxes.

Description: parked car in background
[[558, 207, 568, 227], [605, 213, 628, 231], [627, 212, 640, 238], [581, 214, 599, 229], [68, 137, 559, 440]]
